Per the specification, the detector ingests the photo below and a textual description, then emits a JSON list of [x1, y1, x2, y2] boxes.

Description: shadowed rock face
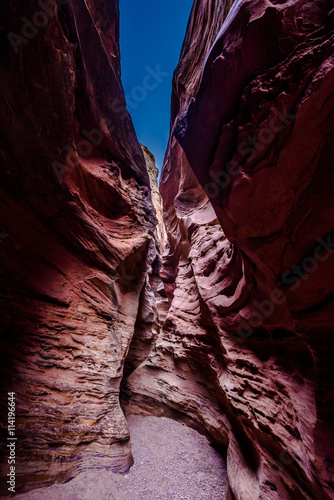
[[0, 0, 158, 493], [123, 1, 334, 499], [1, 0, 334, 498], [122, 147, 168, 380]]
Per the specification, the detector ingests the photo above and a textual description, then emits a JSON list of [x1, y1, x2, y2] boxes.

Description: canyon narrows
[[0, 0, 160, 492], [0, 2, 334, 500], [125, 1, 334, 499]]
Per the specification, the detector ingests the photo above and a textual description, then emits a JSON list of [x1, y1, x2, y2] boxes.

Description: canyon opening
[[0, 1, 334, 500]]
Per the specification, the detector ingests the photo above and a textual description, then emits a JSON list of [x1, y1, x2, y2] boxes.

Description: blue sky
[[119, 0, 193, 173]]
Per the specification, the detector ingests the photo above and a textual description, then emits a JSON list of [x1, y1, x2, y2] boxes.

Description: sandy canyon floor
[[15, 416, 228, 500]]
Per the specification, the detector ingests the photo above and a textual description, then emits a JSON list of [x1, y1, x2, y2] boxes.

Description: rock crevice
[[0, 1, 333, 499], [123, 1, 334, 500]]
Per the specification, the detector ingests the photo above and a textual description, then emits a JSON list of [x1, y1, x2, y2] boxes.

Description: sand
[[15, 416, 228, 500]]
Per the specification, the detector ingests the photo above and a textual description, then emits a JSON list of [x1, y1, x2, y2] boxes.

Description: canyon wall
[[1, 0, 333, 498], [0, 0, 159, 493], [123, 1, 334, 499]]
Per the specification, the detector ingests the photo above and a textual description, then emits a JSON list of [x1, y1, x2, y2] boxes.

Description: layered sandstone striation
[[141, 145, 167, 251], [123, 1, 334, 499], [1, 0, 333, 498], [122, 146, 168, 380], [0, 0, 158, 494]]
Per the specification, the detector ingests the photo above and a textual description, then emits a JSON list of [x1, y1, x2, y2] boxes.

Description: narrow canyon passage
[[0, 1, 333, 500], [15, 416, 228, 500]]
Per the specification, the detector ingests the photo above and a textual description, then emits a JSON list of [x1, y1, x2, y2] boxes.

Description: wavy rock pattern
[[123, 1, 334, 499], [1, 0, 333, 498], [0, 0, 158, 493]]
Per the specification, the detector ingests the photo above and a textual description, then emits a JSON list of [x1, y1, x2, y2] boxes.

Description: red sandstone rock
[[0, 0, 158, 494], [123, 1, 334, 499], [1, 0, 333, 498], [122, 147, 168, 379]]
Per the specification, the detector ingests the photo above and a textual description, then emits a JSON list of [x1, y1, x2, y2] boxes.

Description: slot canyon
[[0, 0, 333, 499]]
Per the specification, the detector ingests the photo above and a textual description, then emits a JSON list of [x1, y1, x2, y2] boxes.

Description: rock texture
[[15, 416, 228, 500], [1, 0, 334, 499], [0, 0, 158, 494], [141, 145, 167, 251], [123, 1, 334, 500], [122, 147, 168, 380]]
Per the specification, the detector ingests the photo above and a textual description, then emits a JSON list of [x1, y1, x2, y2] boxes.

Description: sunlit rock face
[[122, 146, 168, 380], [141, 145, 167, 252], [0, 0, 157, 493], [123, 1, 334, 499]]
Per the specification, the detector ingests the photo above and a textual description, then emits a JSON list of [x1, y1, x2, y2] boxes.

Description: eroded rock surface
[[15, 416, 228, 500], [123, 1, 334, 499], [0, 0, 157, 494], [1, 0, 333, 499], [122, 147, 168, 380], [142, 145, 167, 251]]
